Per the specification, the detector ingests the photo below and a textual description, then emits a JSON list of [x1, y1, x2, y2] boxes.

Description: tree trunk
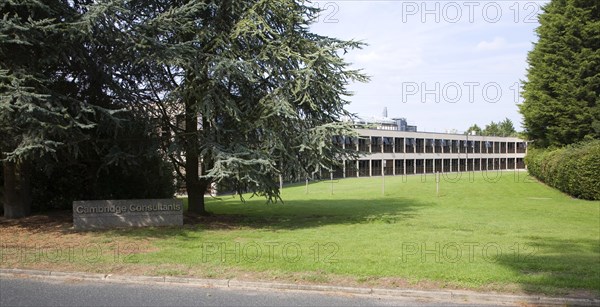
[[187, 177, 211, 215], [3, 160, 32, 219], [186, 174, 208, 215], [184, 97, 209, 215]]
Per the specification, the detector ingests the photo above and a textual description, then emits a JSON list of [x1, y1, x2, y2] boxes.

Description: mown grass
[[100, 170, 600, 295], [3, 170, 597, 296]]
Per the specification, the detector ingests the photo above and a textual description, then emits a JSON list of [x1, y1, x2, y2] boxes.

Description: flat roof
[[353, 128, 526, 142]]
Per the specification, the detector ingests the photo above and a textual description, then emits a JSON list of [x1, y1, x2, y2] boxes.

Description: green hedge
[[525, 140, 600, 200]]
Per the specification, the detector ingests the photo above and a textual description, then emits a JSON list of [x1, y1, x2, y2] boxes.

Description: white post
[[382, 160, 386, 196], [279, 174, 283, 190], [330, 171, 334, 195], [305, 177, 309, 194], [436, 172, 440, 197]]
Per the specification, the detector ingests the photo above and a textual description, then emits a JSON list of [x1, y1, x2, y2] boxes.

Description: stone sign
[[73, 199, 183, 230]]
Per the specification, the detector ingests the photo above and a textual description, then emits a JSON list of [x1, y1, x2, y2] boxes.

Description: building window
[[371, 137, 382, 153], [426, 139, 434, 153], [395, 159, 404, 175], [416, 138, 425, 153], [371, 160, 382, 176], [359, 138, 369, 152], [383, 137, 394, 153], [405, 138, 415, 153], [394, 138, 404, 153]]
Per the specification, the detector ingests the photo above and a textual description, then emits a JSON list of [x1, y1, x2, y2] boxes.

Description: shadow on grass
[[105, 197, 431, 239], [495, 236, 600, 297]]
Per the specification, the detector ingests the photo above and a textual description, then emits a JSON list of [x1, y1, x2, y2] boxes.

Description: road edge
[[1, 268, 597, 306]]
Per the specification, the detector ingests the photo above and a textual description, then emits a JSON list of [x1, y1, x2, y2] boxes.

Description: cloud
[[350, 44, 423, 72], [476, 37, 507, 51], [355, 51, 380, 63]]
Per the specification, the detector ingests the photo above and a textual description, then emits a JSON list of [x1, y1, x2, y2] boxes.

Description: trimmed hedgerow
[[525, 140, 600, 200]]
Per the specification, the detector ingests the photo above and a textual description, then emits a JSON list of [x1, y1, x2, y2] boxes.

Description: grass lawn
[[1, 170, 599, 296]]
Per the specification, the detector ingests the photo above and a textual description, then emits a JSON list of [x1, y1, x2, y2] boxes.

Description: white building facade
[[329, 128, 527, 178]]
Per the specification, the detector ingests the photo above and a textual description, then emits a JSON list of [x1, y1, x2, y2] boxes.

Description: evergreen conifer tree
[[520, 0, 600, 147]]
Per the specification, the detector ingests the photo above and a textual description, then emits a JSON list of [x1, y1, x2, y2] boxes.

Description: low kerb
[[72, 199, 183, 230]]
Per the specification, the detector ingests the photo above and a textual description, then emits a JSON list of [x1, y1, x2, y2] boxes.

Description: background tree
[[519, 0, 600, 148], [483, 121, 501, 136], [99, 0, 368, 215], [466, 124, 482, 135], [466, 124, 481, 135], [1, 1, 175, 218], [29, 115, 176, 213], [497, 118, 517, 137], [0, 1, 95, 218], [466, 118, 518, 136]]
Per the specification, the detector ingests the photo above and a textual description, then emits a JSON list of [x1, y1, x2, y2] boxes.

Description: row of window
[[323, 158, 525, 178], [333, 136, 527, 154]]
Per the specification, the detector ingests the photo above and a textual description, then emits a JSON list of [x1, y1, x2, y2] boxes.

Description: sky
[[310, 0, 550, 133]]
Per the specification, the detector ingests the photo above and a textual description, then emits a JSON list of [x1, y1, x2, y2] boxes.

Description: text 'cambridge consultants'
[[73, 199, 183, 230]]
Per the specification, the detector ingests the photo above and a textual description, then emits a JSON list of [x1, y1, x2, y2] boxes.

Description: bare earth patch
[[0, 211, 157, 269]]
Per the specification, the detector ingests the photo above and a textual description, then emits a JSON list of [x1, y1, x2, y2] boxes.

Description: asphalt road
[[0, 276, 479, 307]]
